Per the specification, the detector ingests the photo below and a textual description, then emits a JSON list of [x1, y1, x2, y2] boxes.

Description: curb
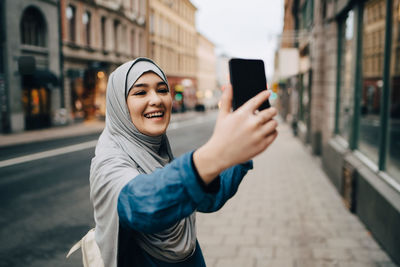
[[0, 110, 217, 149]]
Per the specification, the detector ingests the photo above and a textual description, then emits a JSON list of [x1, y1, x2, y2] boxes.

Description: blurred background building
[[0, 0, 220, 132], [61, 0, 147, 122], [274, 0, 400, 264], [1, 0, 62, 132], [148, 0, 198, 112], [196, 32, 219, 110]]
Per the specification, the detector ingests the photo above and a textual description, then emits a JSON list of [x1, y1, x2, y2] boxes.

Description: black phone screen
[[229, 58, 270, 111]]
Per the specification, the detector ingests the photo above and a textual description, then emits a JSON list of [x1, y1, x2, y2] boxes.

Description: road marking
[[0, 140, 98, 168], [0, 115, 216, 168], [168, 116, 214, 130]]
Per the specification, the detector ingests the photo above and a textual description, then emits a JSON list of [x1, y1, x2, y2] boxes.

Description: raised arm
[[193, 85, 278, 184]]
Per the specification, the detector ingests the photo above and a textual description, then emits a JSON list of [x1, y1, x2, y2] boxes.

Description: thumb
[[219, 84, 233, 115]]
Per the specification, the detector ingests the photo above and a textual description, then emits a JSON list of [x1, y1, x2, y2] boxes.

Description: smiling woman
[[126, 72, 172, 136], [78, 57, 278, 267]]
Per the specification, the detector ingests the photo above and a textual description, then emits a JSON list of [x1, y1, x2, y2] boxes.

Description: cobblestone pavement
[[196, 122, 398, 267]]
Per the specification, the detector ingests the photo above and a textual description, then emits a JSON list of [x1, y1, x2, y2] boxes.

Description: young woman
[[89, 58, 278, 267]]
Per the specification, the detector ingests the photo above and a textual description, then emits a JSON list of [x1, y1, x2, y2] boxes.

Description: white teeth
[[145, 112, 164, 118]]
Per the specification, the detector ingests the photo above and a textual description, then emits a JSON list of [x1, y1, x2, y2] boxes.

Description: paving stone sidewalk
[[196, 122, 398, 267]]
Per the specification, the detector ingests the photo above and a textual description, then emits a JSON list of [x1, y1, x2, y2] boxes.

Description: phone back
[[229, 58, 270, 110]]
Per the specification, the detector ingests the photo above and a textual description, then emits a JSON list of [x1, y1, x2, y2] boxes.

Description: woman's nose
[[148, 90, 162, 105]]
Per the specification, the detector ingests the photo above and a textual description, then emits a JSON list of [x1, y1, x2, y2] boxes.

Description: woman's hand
[[193, 85, 278, 184]]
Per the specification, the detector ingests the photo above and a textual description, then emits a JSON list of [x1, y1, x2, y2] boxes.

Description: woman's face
[[127, 72, 172, 136]]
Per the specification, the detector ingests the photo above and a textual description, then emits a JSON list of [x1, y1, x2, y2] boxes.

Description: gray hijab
[[89, 58, 196, 267]]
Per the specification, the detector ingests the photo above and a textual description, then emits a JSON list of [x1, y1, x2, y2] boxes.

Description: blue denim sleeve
[[118, 151, 208, 234], [196, 160, 253, 213]]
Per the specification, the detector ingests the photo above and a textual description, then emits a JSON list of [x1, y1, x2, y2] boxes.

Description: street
[[0, 112, 217, 267], [0, 110, 398, 267]]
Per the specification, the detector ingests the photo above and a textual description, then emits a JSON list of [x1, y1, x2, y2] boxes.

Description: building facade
[[148, 0, 197, 112], [196, 33, 219, 110], [60, 0, 147, 122], [276, 0, 400, 264], [1, 0, 62, 132]]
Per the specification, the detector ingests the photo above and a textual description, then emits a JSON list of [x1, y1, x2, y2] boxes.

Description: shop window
[[387, 0, 400, 181], [66, 5, 76, 43], [358, 0, 386, 164], [20, 6, 46, 47], [22, 86, 51, 129], [337, 10, 355, 143]]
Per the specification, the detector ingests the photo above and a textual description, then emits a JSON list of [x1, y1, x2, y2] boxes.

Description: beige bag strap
[[66, 239, 82, 258], [66, 228, 104, 267]]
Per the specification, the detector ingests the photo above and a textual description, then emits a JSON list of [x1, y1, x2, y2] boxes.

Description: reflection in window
[[338, 10, 355, 142], [387, 0, 400, 181], [359, 0, 386, 164], [20, 7, 46, 47]]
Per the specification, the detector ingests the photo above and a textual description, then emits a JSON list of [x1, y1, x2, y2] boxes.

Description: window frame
[[335, 0, 395, 175]]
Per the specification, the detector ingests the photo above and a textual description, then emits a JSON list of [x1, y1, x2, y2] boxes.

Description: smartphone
[[229, 58, 270, 111]]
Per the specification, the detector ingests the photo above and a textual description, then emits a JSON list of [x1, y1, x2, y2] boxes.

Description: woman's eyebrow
[[132, 83, 148, 88], [157, 81, 167, 87]]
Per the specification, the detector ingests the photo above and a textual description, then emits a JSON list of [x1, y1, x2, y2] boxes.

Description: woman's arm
[[193, 86, 278, 184], [196, 161, 253, 213], [118, 151, 209, 234], [117, 154, 252, 233]]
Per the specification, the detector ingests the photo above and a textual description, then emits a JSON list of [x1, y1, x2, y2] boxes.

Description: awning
[[23, 69, 59, 88]]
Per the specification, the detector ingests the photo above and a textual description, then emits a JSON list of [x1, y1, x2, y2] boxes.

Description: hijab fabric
[[90, 58, 196, 267]]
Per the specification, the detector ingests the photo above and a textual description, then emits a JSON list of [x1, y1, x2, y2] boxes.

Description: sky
[[190, 0, 284, 79]]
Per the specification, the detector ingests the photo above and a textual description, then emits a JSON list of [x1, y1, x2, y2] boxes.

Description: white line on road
[[0, 115, 216, 168], [0, 140, 98, 168], [168, 116, 212, 130]]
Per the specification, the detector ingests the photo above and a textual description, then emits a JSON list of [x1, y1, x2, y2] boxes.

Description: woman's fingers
[[255, 107, 277, 125], [258, 119, 278, 137], [219, 84, 233, 116], [240, 90, 271, 113]]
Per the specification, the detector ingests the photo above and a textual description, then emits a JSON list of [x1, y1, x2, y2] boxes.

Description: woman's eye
[[158, 88, 169, 93], [134, 91, 146, 96]]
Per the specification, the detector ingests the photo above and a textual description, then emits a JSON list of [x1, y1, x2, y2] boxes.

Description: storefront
[[68, 63, 109, 121], [322, 0, 400, 263], [21, 69, 58, 130]]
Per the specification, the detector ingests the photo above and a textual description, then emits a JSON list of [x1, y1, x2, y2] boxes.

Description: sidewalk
[[196, 122, 398, 267], [0, 110, 204, 148]]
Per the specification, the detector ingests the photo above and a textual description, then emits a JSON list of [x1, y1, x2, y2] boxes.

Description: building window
[[131, 29, 135, 56], [66, 5, 76, 43], [114, 20, 120, 53], [387, 0, 400, 180], [337, 10, 355, 142], [20, 6, 46, 47], [101, 16, 106, 50], [359, 0, 386, 164], [150, 13, 154, 34], [82, 11, 91, 46], [139, 32, 143, 56]]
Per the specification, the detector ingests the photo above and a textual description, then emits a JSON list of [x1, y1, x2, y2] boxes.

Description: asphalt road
[[0, 112, 216, 267]]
